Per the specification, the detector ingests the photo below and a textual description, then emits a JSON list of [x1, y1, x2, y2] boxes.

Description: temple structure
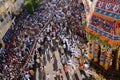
[[86, 0, 120, 71]]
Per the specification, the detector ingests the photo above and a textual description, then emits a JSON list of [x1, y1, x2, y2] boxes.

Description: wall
[[0, 0, 16, 48]]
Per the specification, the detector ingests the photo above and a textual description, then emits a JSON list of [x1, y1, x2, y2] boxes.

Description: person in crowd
[[24, 71, 31, 80], [43, 54, 47, 66], [80, 69, 88, 80], [47, 50, 51, 63], [53, 56, 58, 72], [36, 53, 41, 69], [29, 68, 34, 80], [53, 71, 57, 80], [61, 53, 66, 67], [59, 68, 63, 80], [0, 0, 90, 79], [56, 70, 60, 80], [74, 71, 79, 80], [69, 67, 75, 80], [46, 73, 50, 80], [64, 64, 70, 80]]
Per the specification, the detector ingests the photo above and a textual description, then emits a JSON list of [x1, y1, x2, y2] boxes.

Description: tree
[[24, 0, 41, 14]]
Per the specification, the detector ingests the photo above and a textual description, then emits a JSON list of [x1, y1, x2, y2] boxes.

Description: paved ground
[[35, 44, 83, 80], [35, 40, 67, 80], [34, 40, 106, 80], [32, 0, 106, 80]]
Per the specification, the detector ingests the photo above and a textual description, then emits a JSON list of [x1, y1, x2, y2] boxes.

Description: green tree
[[24, 0, 41, 14], [82, 19, 87, 28], [35, 0, 41, 6]]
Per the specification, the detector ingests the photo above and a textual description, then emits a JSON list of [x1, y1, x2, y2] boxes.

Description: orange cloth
[[29, 70, 34, 76]]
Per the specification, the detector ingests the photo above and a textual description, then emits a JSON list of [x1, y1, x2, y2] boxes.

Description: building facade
[[0, 0, 12, 48], [0, 0, 24, 49]]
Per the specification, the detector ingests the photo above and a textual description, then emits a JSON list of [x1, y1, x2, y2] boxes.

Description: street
[[31, 0, 93, 80]]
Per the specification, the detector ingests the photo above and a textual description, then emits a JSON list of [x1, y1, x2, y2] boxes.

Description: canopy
[[86, 0, 120, 46]]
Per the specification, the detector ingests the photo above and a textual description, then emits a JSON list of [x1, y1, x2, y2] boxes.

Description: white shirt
[[64, 5, 68, 9], [50, 21, 54, 26], [52, 32, 56, 37], [63, 44, 66, 49], [46, 74, 50, 80], [25, 74, 30, 80], [81, 74, 85, 79], [39, 36, 44, 42], [67, 43, 71, 51], [70, 68, 74, 75], [63, 38, 68, 44], [67, 11, 71, 16], [47, 36, 51, 41], [46, 25, 51, 32], [36, 58, 40, 63], [36, 43, 40, 49]]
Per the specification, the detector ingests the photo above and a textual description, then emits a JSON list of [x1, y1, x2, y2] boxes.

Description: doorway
[[112, 49, 118, 70]]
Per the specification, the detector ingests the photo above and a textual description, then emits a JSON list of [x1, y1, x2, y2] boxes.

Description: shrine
[[86, 0, 120, 71]]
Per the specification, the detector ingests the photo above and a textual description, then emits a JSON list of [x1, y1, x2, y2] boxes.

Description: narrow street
[[30, 0, 94, 80], [35, 41, 84, 80]]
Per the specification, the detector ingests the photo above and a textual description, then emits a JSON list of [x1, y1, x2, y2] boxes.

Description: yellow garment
[[29, 70, 34, 76]]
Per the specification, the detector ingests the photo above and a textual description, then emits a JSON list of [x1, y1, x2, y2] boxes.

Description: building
[[86, 0, 120, 72], [0, 0, 12, 48], [0, 0, 24, 49]]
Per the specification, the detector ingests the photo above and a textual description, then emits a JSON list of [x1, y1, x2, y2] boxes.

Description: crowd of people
[[0, 0, 93, 80], [32, 0, 91, 80], [0, 0, 52, 79]]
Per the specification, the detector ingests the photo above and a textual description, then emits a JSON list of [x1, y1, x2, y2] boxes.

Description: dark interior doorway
[[112, 49, 118, 70], [0, 43, 2, 49]]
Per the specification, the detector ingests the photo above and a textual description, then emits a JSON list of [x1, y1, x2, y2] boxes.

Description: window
[[3, 12, 7, 18], [8, 11, 11, 15], [0, 15, 3, 22], [0, 1, 3, 7], [5, 16, 9, 23], [1, 21, 5, 28], [2, 12, 10, 23], [2, 12, 9, 23], [8, 11, 14, 20]]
